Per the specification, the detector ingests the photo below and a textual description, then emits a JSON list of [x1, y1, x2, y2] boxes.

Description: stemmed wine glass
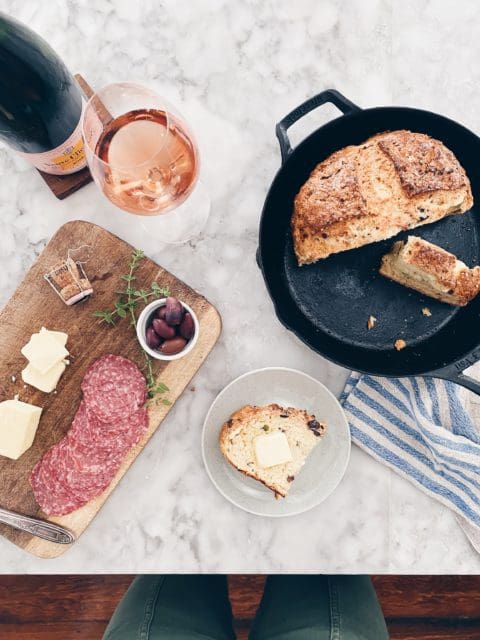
[[82, 82, 210, 243]]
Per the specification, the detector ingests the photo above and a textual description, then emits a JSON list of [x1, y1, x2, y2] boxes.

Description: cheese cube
[[21, 332, 68, 374], [0, 399, 42, 460], [254, 431, 293, 468], [22, 360, 66, 393], [40, 327, 68, 347]]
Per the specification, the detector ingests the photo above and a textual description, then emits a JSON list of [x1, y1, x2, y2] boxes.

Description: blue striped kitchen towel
[[340, 371, 480, 552]]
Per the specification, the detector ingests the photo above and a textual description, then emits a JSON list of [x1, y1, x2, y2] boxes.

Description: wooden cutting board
[[0, 220, 221, 558]]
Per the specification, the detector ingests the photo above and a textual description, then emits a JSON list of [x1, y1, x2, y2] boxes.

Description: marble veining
[[1, 0, 480, 572]]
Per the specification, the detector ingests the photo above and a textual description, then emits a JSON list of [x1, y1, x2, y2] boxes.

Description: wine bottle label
[[16, 116, 87, 175]]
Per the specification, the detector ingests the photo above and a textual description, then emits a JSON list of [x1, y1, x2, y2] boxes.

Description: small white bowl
[[136, 298, 199, 361]]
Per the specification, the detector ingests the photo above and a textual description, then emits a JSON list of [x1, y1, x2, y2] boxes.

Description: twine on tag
[[67, 244, 94, 265]]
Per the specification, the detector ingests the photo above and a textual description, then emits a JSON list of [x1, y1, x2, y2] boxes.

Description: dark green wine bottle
[[0, 12, 86, 175]]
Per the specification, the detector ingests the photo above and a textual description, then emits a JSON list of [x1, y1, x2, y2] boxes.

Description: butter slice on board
[[40, 326, 68, 347], [22, 360, 66, 393], [0, 399, 42, 460], [21, 331, 68, 375], [254, 431, 293, 468]]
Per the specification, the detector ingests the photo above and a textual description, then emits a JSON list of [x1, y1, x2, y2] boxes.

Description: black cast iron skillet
[[258, 89, 480, 395]]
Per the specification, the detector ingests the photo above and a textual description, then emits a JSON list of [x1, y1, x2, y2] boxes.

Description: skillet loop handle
[[433, 350, 480, 396], [275, 89, 361, 164]]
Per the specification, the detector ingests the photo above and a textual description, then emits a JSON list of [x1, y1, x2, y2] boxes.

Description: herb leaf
[[93, 249, 171, 404]]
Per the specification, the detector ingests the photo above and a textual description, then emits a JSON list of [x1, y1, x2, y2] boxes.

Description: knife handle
[[0, 507, 75, 544]]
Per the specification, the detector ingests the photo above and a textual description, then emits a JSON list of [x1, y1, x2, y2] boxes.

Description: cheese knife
[[0, 507, 75, 544]]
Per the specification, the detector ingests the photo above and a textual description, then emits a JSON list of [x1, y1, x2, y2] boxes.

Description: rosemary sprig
[[93, 248, 172, 404], [143, 354, 171, 405], [93, 250, 170, 326]]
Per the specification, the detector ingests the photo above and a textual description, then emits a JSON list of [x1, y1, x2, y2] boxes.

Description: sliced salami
[[70, 402, 148, 454], [60, 440, 124, 499], [31, 452, 85, 516], [81, 354, 147, 423], [30, 354, 149, 517]]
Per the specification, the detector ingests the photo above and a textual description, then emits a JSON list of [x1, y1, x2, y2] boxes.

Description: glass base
[[139, 180, 210, 244]]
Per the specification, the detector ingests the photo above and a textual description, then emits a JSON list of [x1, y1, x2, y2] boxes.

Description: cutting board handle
[[275, 89, 361, 164]]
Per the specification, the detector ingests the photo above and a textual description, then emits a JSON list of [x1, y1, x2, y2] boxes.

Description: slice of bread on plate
[[219, 403, 326, 498], [380, 235, 480, 306]]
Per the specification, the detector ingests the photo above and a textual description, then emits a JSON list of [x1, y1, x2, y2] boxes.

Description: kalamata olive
[[180, 312, 195, 340], [146, 327, 161, 349], [152, 318, 176, 339], [161, 336, 187, 355], [155, 305, 167, 320], [165, 296, 184, 326]]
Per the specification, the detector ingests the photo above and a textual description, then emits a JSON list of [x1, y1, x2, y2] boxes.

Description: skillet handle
[[431, 351, 480, 396], [276, 89, 361, 164]]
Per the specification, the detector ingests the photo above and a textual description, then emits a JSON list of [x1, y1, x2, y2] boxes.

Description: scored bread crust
[[219, 403, 326, 498], [292, 130, 473, 266], [380, 236, 480, 306]]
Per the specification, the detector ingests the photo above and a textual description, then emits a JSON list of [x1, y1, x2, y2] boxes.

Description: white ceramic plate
[[201, 367, 351, 517]]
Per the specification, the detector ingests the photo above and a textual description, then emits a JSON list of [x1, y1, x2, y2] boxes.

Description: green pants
[[103, 575, 389, 639]]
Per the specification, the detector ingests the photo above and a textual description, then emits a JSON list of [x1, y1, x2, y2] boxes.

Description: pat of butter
[[22, 360, 66, 393], [40, 327, 68, 347], [21, 331, 69, 375], [0, 399, 42, 460], [254, 431, 293, 468]]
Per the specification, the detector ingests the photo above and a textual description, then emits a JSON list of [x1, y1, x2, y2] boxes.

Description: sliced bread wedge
[[380, 236, 480, 306], [219, 403, 326, 498]]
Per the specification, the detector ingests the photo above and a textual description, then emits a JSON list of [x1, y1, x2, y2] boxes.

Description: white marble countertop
[[1, 0, 480, 573]]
